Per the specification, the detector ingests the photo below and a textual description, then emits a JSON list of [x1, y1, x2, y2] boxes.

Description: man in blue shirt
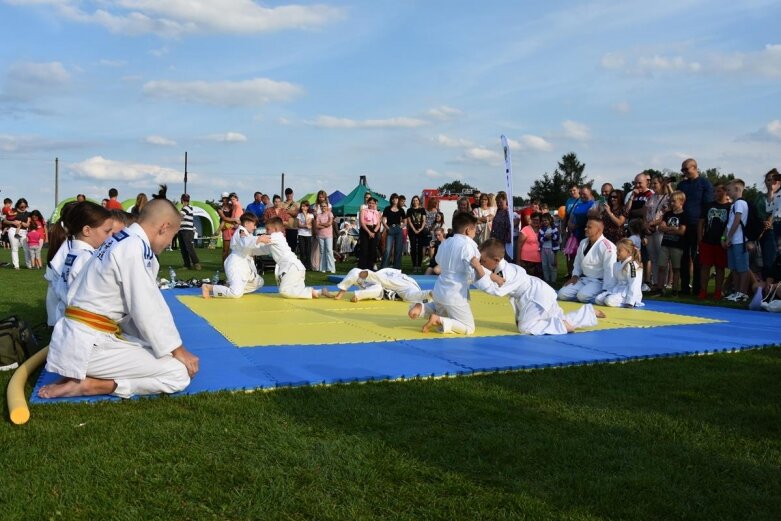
[[676, 158, 714, 296], [245, 192, 266, 226]]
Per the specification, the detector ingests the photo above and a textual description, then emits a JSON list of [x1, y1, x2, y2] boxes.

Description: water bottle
[[213, 269, 220, 285], [168, 266, 177, 288]]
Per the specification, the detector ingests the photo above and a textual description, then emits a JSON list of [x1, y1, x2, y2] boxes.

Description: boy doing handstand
[[408, 212, 480, 334], [258, 217, 321, 299], [473, 238, 604, 334], [202, 212, 265, 299], [324, 267, 430, 302]]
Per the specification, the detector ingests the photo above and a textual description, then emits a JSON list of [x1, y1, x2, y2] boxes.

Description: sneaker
[[641, 283, 651, 292], [722, 292, 736, 300], [733, 292, 749, 303]]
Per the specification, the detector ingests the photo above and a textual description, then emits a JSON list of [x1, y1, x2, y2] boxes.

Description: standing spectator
[[263, 195, 289, 233], [406, 195, 428, 273], [26, 221, 44, 269], [698, 183, 731, 300], [29, 209, 47, 245], [473, 193, 496, 244], [722, 180, 750, 302], [76, 194, 86, 202], [106, 188, 123, 210], [645, 174, 673, 289], [471, 190, 482, 210], [625, 172, 654, 221], [676, 158, 714, 295], [178, 194, 201, 271], [296, 201, 314, 270], [490, 191, 513, 260], [520, 199, 541, 228], [652, 191, 687, 297], [382, 193, 406, 269], [282, 188, 300, 251], [452, 196, 471, 220], [7, 198, 31, 269], [569, 186, 596, 242], [538, 212, 560, 285], [517, 212, 543, 277], [599, 183, 614, 204], [310, 190, 332, 271], [218, 192, 240, 262], [101, 199, 109, 208], [359, 197, 381, 269], [757, 169, 781, 279], [246, 192, 266, 223], [315, 201, 335, 273], [595, 189, 626, 244], [131, 193, 148, 218]]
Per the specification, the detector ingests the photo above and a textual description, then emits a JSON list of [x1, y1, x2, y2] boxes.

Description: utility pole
[[281, 172, 285, 197], [184, 151, 188, 195], [54, 157, 59, 207]]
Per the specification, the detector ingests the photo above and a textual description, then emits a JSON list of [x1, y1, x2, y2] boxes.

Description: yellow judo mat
[[178, 292, 722, 347]]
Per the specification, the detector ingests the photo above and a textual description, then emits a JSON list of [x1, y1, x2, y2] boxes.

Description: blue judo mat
[[31, 276, 781, 404]]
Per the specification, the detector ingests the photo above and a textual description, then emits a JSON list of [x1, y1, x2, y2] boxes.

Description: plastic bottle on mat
[[168, 266, 177, 288], [213, 269, 220, 285]]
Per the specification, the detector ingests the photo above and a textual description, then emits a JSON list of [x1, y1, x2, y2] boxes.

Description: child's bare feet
[[332, 290, 346, 300], [201, 284, 212, 299], [350, 295, 359, 302], [312, 289, 320, 299], [422, 313, 441, 333], [321, 288, 333, 298], [408, 302, 424, 319], [595, 309, 606, 318]]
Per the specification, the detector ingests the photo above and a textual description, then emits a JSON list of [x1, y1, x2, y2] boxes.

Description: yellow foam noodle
[[178, 292, 721, 348]]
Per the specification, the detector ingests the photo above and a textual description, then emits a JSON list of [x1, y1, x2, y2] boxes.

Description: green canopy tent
[[298, 192, 318, 205], [332, 183, 389, 217], [49, 196, 101, 223]]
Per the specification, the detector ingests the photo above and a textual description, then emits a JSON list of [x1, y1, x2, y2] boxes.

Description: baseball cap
[[221, 192, 229, 198]]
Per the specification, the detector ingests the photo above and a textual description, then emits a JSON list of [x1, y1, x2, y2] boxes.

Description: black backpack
[[735, 198, 764, 242], [0, 316, 41, 368]]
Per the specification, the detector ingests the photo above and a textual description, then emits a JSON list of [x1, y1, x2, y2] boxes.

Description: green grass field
[[1, 245, 779, 520]]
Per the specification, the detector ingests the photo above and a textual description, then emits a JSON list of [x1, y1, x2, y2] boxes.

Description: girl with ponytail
[[594, 238, 644, 308]]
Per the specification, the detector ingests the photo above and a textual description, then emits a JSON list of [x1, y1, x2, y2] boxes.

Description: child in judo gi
[[408, 212, 480, 334], [594, 238, 644, 308], [202, 212, 265, 299], [324, 267, 430, 303], [258, 216, 322, 299], [46, 202, 114, 325], [473, 238, 604, 335]]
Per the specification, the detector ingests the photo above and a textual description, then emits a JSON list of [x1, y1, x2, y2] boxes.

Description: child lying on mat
[[257, 216, 321, 299], [408, 212, 479, 334], [594, 238, 644, 308], [472, 238, 605, 335], [324, 267, 431, 303], [202, 212, 265, 299]]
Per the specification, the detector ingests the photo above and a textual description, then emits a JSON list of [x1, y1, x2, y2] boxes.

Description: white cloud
[[6, 0, 344, 37], [205, 132, 247, 143], [743, 119, 781, 142], [508, 134, 554, 152], [69, 156, 182, 184], [277, 117, 291, 125], [311, 115, 428, 129], [2, 61, 71, 101], [612, 101, 631, 113], [424, 168, 443, 179], [601, 44, 781, 78], [145, 135, 176, 146], [768, 120, 781, 139], [561, 120, 591, 141], [435, 134, 474, 148], [462, 146, 502, 164], [142, 78, 303, 107], [427, 106, 463, 121], [98, 59, 125, 67], [149, 46, 169, 57], [0, 133, 91, 153]]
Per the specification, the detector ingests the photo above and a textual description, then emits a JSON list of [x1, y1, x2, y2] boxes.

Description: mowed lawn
[[0, 245, 779, 520]]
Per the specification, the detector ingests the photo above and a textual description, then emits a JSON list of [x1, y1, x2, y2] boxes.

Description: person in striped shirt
[[178, 194, 201, 270]]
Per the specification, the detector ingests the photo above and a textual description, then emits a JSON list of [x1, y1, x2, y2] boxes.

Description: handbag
[[563, 234, 579, 256]]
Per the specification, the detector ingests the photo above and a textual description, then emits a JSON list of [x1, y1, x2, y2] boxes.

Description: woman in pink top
[[315, 202, 335, 273], [359, 197, 381, 269], [517, 212, 543, 278]]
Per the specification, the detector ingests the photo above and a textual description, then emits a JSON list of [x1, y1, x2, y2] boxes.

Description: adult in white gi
[[594, 256, 644, 308], [38, 200, 199, 399], [472, 239, 603, 335], [258, 217, 320, 299], [326, 267, 430, 302], [409, 213, 480, 334], [202, 220, 265, 299], [558, 218, 617, 303]]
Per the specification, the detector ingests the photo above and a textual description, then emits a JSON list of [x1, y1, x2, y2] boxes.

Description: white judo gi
[[594, 259, 644, 308], [53, 239, 96, 311], [475, 259, 598, 335], [338, 267, 430, 302], [45, 223, 190, 398], [417, 233, 480, 334], [210, 225, 265, 298], [257, 231, 313, 299], [558, 235, 617, 303], [44, 239, 71, 326]]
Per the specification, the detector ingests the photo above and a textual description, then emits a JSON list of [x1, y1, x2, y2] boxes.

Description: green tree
[[437, 181, 478, 195], [527, 152, 592, 209]]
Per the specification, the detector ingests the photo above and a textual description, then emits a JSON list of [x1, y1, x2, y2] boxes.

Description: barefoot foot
[[201, 284, 212, 299], [350, 295, 359, 302], [595, 309, 606, 318], [422, 313, 441, 333], [37, 378, 87, 399], [408, 302, 424, 319]]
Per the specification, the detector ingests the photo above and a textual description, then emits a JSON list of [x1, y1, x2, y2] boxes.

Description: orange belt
[[65, 307, 121, 336]]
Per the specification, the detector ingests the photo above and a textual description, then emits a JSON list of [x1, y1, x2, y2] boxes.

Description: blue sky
[[1, 0, 780, 218]]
